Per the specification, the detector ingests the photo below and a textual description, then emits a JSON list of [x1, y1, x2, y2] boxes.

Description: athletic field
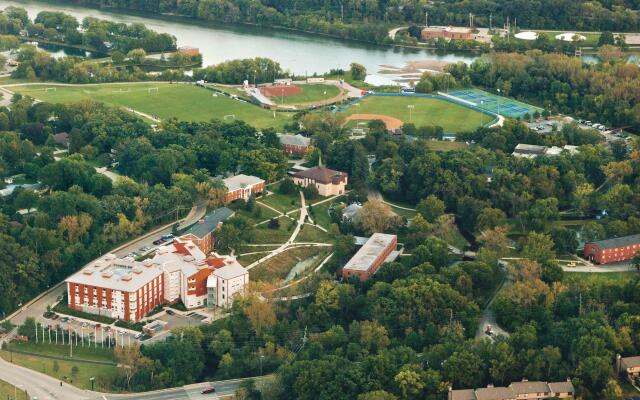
[[264, 83, 342, 105], [11, 83, 288, 129], [446, 88, 544, 119], [340, 95, 490, 132]]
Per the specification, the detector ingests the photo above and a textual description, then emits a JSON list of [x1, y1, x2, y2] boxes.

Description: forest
[[49, 0, 640, 45]]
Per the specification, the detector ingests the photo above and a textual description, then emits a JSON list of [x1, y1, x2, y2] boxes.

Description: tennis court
[[446, 88, 544, 118]]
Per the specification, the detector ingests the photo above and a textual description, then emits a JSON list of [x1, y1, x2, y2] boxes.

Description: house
[[342, 233, 398, 281], [584, 234, 640, 264], [52, 132, 70, 148], [179, 207, 234, 254], [292, 166, 348, 196], [278, 134, 311, 156], [421, 26, 472, 41], [341, 203, 362, 223], [617, 354, 640, 381], [223, 174, 265, 203], [448, 379, 575, 400], [207, 261, 249, 309]]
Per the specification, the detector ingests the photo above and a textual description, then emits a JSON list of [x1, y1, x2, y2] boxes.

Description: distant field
[[340, 96, 487, 132], [267, 83, 341, 105], [11, 83, 289, 129]]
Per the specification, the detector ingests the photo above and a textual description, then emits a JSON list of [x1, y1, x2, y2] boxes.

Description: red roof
[[293, 166, 347, 184]]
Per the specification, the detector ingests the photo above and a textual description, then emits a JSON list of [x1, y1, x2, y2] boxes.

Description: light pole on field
[[408, 104, 415, 122]]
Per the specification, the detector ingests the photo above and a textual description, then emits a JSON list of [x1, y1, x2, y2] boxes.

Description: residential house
[[448, 379, 575, 400]]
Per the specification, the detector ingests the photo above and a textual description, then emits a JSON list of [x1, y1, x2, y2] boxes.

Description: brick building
[[66, 254, 164, 322], [223, 174, 265, 203], [449, 380, 574, 400], [421, 26, 472, 41], [583, 234, 640, 264], [179, 207, 234, 254], [342, 233, 398, 281], [292, 166, 348, 196], [66, 238, 249, 321], [278, 134, 311, 156]]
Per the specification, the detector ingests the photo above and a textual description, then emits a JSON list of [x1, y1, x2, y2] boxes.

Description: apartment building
[[448, 380, 575, 400]]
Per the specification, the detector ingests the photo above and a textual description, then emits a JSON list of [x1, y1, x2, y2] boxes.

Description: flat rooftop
[[67, 254, 163, 292], [343, 233, 397, 272], [223, 174, 264, 191]]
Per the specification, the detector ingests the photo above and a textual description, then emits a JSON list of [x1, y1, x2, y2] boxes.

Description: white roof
[[66, 254, 163, 292], [343, 233, 397, 272], [223, 174, 264, 191], [213, 262, 248, 280], [515, 31, 538, 40], [153, 239, 207, 277], [278, 133, 311, 147]]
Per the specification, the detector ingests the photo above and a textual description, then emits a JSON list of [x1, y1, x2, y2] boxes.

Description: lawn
[[564, 271, 639, 284], [425, 140, 469, 152], [233, 205, 280, 225], [5, 341, 115, 363], [259, 185, 301, 213], [249, 246, 327, 282], [311, 197, 344, 230], [11, 83, 289, 129], [0, 350, 119, 391], [295, 224, 331, 243], [252, 216, 296, 244], [0, 379, 20, 399], [268, 83, 342, 105], [340, 96, 487, 132]]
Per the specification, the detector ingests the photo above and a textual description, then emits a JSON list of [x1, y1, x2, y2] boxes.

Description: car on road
[[153, 239, 165, 245], [166, 309, 175, 316], [201, 387, 216, 394], [161, 234, 174, 240]]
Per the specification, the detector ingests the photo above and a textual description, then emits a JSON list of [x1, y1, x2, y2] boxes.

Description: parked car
[[201, 387, 216, 394], [161, 234, 174, 240], [166, 309, 175, 316], [152, 239, 164, 245], [134, 333, 143, 339]]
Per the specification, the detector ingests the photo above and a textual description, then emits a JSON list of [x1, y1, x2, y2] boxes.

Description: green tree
[[416, 195, 445, 223], [350, 62, 366, 81], [521, 232, 556, 264]]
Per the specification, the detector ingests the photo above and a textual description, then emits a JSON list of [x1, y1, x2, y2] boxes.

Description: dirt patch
[[260, 84, 303, 97], [345, 113, 403, 130]]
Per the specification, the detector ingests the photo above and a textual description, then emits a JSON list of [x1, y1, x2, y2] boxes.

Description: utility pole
[[489, 13, 492, 30], [69, 328, 73, 358], [425, 11, 428, 27]]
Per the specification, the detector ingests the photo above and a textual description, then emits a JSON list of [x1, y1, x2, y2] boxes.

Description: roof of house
[[52, 132, 69, 145], [212, 261, 248, 280], [343, 233, 397, 272], [341, 203, 362, 219], [450, 389, 476, 400], [293, 166, 347, 184], [587, 234, 640, 250], [547, 381, 575, 393], [279, 133, 311, 147], [474, 387, 514, 400], [621, 356, 640, 370], [182, 207, 234, 239], [223, 174, 265, 191], [513, 143, 547, 154], [509, 381, 550, 393]]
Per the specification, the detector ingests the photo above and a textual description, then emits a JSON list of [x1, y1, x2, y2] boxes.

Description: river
[[0, 0, 480, 77]]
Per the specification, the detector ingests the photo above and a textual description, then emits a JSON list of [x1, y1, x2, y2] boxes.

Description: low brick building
[[292, 166, 347, 196], [342, 233, 397, 281], [583, 234, 640, 264], [223, 174, 265, 203], [421, 26, 472, 41], [179, 207, 234, 254], [278, 134, 311, 156], [449, 380, 574, 400]]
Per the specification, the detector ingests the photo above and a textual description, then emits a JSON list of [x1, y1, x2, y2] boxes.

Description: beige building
[[618, 354, 640, 380], [449, 379, 574, 400], [292, 166, 347, 196], [421, 26, 472, 41]]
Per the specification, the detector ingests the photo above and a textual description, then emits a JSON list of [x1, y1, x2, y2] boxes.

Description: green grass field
[[0, 379, 20, 399], [340, 96, 487, 132], [268, 84, 341, 105], [11, 83, 289, 129]]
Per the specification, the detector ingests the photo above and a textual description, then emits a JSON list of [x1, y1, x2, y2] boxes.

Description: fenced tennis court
[[446, 88, 544, 118]]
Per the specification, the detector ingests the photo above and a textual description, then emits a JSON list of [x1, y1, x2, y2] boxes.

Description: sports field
[[446, 88, 544, 119], [11, 83, 289, 129], [263, 83, 342, 105], [340, 95, 490, 132]]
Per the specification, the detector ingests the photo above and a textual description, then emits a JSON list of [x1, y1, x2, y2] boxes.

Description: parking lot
[[38, 313, 140, 347]]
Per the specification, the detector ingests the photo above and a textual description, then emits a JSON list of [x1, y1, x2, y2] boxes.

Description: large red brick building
[[342, 233, 398, 281], [179, 207, 234, 254], [223, 174, 265, 203], [278, 134, 311, 156], [583, 234, 640, 264]]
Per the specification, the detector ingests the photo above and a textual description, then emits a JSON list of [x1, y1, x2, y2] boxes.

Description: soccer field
[[340, 95, 491, 132], [11, 83, 289, 129], [266, 83, 342, 105]]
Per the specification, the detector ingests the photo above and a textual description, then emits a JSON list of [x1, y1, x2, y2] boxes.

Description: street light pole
[[408, 104, 415, 122]]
